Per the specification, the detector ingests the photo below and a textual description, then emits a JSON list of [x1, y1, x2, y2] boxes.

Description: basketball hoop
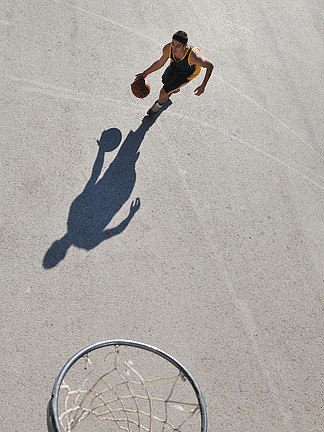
[[47, 340, 207, 432]]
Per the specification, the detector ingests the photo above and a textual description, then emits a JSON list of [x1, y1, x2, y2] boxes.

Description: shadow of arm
[[84, 147, 105, 190], [102, 198, 141, 241]]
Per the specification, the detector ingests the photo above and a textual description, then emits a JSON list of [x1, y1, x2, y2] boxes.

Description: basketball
[[131, 78, 150, 98]]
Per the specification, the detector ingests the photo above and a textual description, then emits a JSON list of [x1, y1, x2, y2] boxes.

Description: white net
[[57, 345, 201, 432]]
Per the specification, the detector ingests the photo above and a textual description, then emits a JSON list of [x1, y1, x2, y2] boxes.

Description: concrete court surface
[[1, 0, 323, 431]]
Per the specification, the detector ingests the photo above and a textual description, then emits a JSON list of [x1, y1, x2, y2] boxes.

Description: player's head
[[172, 30, 188, 47], [43, 235, 72, 269]]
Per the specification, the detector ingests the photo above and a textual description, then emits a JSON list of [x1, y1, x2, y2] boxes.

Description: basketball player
[[136, 30, 214, 116]]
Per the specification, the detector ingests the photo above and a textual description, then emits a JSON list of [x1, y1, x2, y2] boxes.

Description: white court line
[[210, 14, 254, 34], [3, 74, 141, 110], [164, 135, 295, 429], [0, 19, 11, 25], [50, 0, 323, 158], [5, 73, 323, 189], [51, 0, 323, 72], [52, 0, 254, 41], [4, 73, 323, 190], [168, 111, 324, 191], [52, 0, 163, 46], [214, 74, 324, 161], [288, 51, 323, 71], [52, 0, 321, 72]]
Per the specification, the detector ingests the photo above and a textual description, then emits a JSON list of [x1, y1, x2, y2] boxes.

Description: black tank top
[[169, 44, 201, 77]]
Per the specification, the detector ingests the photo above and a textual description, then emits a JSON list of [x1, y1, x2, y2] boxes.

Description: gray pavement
[[1, 1, 323, 431]]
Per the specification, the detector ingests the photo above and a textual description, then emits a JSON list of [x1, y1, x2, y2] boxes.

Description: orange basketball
[[131, 78, 150, 98]]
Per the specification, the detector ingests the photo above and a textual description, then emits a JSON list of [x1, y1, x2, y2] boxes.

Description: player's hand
[[194, 85, 205, 96], [135, 72, 146, 80]]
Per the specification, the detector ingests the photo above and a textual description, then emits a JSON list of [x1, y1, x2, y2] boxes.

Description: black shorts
[[162, 67, 192, 94]]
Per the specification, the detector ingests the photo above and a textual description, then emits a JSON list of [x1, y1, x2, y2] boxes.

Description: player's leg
[[146, 87, 169, 117], [147, 69, 187, 116], [147, 67, 200, 117], [147, 68, 171, 116]]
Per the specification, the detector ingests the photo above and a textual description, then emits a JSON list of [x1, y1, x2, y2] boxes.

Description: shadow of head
[[97, 128, 122, 152], [43, 236, 72, 269]]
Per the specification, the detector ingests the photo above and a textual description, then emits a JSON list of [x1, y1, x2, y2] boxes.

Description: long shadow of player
[[43, 100, 172, 269]]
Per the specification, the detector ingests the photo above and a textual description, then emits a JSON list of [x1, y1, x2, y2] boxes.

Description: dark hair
[[172, 30, 188, 46]]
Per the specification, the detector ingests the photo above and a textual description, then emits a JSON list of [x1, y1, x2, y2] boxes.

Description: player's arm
[[190, 50, 214, 96], [136, 43, 170, 79]]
